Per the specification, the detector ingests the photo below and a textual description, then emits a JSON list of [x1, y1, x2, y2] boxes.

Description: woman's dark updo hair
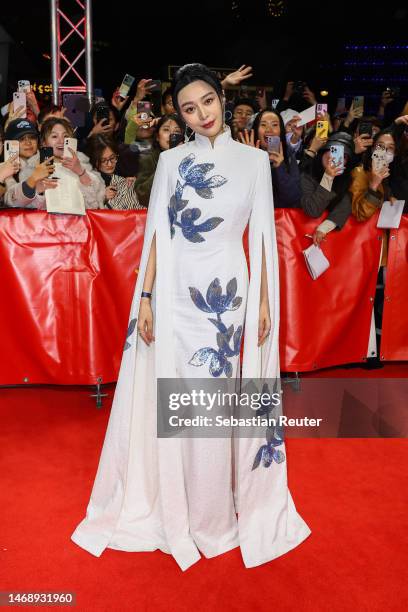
[[172, 63, 223, 115]]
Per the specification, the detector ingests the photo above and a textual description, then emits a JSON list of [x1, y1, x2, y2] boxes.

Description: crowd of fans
[[1, 65, 407, 368]]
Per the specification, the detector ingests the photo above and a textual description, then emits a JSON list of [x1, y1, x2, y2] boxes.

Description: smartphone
[[266, 136, 281, 154], [271, 99, 279, 110], [316, 103, 327, 118], [316, 120, 329, 139], [118, 74, 135, 99], [18, 80, 31, 93], [358, 121, 373, 138], [137, 101, 152, 121], [329, 144, 344, 172], [96, 106, 110, 126], [147, 80, 161, 93], [335, 97, 346, 114], [372, 149, 388, 173], [64, 137, 77, 158], [169, 133, 183, 149], [353, 96, 364, 112], [13, 92, 27, 117], [39, 146, 54, 163], [4, 140, 20, 161]]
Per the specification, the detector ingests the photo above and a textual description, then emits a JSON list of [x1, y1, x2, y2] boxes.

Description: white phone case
[[64, 138, 77, 158], [13, 92, 27, 118], [4, 140, 20, 162]]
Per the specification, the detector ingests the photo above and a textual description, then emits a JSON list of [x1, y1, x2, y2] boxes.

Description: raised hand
[[221, 65, 253, 89], [238, 129, 259, 148], [111, 87, 129, 111]]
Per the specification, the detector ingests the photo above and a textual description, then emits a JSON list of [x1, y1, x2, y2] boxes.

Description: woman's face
[[257, 112, 281, 150], [375, 133, 395, 155], [98, 146, 118, 175], [18, 134, 38, 159], [44, 124, 71, 158], [177, 80, 223, 141], [162, 95, 175, 115], [157, 119, 182, 151]]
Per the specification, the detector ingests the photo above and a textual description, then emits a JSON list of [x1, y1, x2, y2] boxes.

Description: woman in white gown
[[71, 64, 311, 571]]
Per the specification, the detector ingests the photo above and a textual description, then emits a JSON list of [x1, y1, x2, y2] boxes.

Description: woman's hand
[[62, 149, 83, 175], [354, 134, 373, 155], [258, 300, 271, 347], [221, 65, 253, 89], [131, 113, 155, 128], [344, 101, 363, 127], [111, 87, 129, 111], [0, 154, 20, 181], [88, 119, 112, 137], [312, 229, 326, 246], [238, 128, 259, 148], [137, 298, 155, 345], [105, 185, 117, 200], [369, 166, 390, 191], [132, 78, 153, 104], [268, 142, 284, 167], [395, 114, 408, 127], [288, 118, 303, 143], [325, 157, 344, 179], [29, 158, 55, 185], [37, 178, 59, 192], [308, 135, 328, 154]]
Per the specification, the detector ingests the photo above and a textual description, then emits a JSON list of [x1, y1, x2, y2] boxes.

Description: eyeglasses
[[374, 143, 395, 154], [100, 154, 119, 165]]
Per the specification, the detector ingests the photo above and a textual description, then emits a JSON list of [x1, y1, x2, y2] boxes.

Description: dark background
[[1, 0, 408, 111]]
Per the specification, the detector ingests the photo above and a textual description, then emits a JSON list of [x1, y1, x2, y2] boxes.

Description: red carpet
[[1, 367, 407, 611]]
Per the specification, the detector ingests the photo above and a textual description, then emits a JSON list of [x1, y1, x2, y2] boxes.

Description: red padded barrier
[[0, 209, 404, 384]]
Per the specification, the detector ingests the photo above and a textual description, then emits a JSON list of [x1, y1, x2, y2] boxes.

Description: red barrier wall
[[0, 209, 404, 385]]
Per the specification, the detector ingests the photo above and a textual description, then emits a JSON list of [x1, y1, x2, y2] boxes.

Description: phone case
[[18, 80, 31, 93], [64, 138, 77, 158], [13, 92, 27, 117], [4, 140, 20, 161], [316, 121, 329, 139], [316, 104, 327, 118], [353, 96, 364, 110], [372, 149, 387, 173], [329, 144, 344, 169], [118, 74, 135, 98], [266, 136, 281, 153]]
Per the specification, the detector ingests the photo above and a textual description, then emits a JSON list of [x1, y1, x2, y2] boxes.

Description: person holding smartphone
[[238, 108, 301, 208], [2, 119, 57, 209], [350, 129, 400, 368], [86, 135, 143, 210], [299, 132, 354, 245], [133, 114, 184, 208]]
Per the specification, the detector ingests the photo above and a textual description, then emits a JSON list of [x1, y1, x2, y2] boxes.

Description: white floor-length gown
[[71, 126, 311, 571]]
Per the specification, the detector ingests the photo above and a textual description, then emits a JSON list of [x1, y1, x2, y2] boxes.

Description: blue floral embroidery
[[188, 278, 243, 377], [168, 153, 227, 242], [251, 383, 286, 470], [123, 318, 137, 351]]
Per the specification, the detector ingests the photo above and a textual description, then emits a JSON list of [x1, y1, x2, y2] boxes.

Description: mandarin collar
[[193, 126, 232, 150]]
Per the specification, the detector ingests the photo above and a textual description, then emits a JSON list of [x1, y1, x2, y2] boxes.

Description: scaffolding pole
[[49, 0, 93, 105]]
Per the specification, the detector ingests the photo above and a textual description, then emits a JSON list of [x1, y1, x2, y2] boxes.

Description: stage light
[[320, 90, 329, 97]]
